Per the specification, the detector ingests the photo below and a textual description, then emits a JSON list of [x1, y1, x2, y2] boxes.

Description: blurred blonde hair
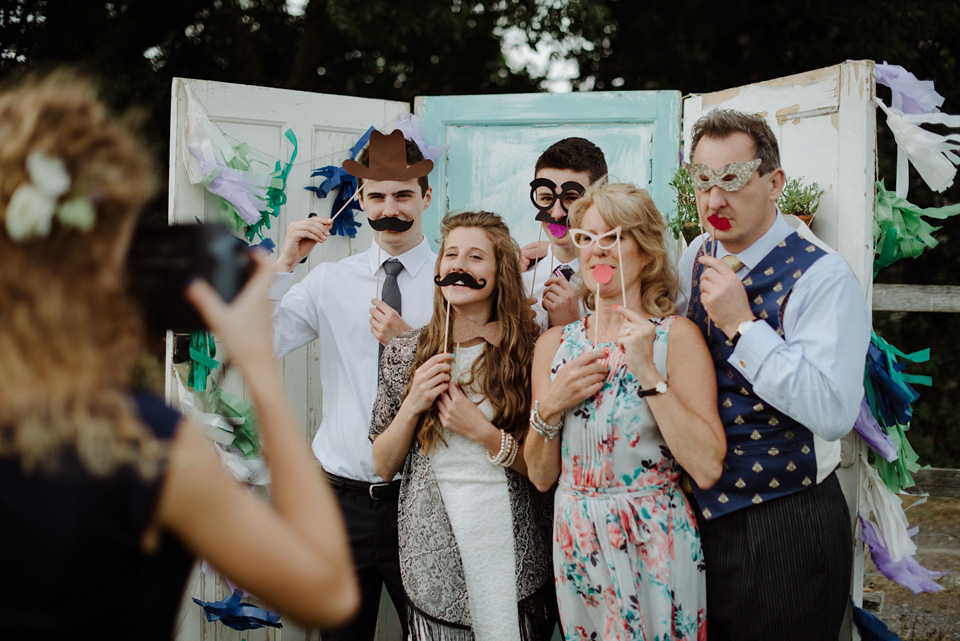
[[405, 211, 536, 452], [567, 180, 678, 317], [0, 70, 162, 476]]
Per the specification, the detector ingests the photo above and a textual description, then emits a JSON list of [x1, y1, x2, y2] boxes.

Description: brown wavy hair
[[405, 211, 536, 452], [567, 180, 678, 317], [0, 70, 161, 475]]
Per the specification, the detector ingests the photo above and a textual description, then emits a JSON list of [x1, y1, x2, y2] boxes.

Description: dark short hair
[[689, 109, 781, 175], [356, 135, 430, 195], [535, 137, 608, 184]]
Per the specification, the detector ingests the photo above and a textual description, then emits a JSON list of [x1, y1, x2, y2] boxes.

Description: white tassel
[[877, 98, 960, 193]]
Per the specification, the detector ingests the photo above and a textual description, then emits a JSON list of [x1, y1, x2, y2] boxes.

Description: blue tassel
[[193, 589, 282, 631], [305, 126, 375, 238], [851, 602, 902, 641]]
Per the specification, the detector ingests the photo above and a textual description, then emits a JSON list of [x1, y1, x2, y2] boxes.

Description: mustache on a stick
[[434, 272, 487, 289], [367, 216, 415, 232]]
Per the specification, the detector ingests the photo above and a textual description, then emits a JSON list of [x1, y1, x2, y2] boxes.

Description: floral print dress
[[550, 317, 706, 641]]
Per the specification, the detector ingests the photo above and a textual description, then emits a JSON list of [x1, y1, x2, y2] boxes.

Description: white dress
[[428, 342, 521, 641]]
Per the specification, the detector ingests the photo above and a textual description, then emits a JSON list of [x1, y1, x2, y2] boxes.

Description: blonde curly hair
[[0, 70, 163, 476], [567, 180, 678, 317]]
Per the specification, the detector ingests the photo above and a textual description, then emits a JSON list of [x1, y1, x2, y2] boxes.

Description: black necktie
[[379, 258, 403, 358]]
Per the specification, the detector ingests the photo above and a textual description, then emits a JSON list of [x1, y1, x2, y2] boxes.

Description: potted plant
[[668, 166, 701, 244], [777, 176, 824, 226]]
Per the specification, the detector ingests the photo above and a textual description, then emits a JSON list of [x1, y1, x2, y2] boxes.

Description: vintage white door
[[167, 77, 410, 641], [167, 62, 875, 641], [681, 60, 877, 641]]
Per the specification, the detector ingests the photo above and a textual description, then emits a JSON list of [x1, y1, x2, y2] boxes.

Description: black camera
[[128, 223, 254, 332]]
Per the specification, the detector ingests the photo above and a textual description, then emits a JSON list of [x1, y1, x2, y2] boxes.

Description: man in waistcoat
[[676, 109, 870, 640], [270, 130, 436, 640]]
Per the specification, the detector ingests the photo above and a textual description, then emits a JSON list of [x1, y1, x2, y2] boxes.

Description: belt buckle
[[369, 481, 390, 500]]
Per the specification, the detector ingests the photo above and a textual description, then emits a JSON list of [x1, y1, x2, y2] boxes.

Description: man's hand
[[519, 240, 550, 271], [542, 276, 580, 328], [698, 255, 754, 338], [274, 216, 333, 273], [370, 299, 413, 346]]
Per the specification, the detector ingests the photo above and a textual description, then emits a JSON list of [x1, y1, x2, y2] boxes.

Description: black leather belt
[[324, 472, 400, 501]]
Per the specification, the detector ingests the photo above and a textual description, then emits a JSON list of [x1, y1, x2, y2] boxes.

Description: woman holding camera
[[0, 72, 358, 638], [525, 182, 725, 641]]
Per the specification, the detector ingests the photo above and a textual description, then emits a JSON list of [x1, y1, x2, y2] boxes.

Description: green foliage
[[777, 177, 824, 220], [667, 166, 700, 243]]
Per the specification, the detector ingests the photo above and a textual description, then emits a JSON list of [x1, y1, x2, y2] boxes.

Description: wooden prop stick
[[616, 239, 627, 312], [330, 179, 366, 222], [442, 296, 452, 354], [591, 264, 613, 346], [375, 231, 383, 298], [527, 225, 544, 300]]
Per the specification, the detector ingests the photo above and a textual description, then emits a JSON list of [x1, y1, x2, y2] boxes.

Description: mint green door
[[416, 91, 681, 250]]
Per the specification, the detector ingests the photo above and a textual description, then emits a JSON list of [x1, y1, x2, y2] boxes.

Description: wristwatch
[[730, 318, 756, 347], [638, 380, 668, 397]]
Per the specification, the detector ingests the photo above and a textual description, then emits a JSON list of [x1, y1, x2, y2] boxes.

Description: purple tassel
[[859, 517, 945, 595], [854, 397, 899, 462]]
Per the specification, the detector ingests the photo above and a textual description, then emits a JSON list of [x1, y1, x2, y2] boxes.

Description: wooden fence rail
[[912, 467, 960, 498]]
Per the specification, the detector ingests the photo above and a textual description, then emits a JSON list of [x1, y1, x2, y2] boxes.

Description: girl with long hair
[[525, 181, 726, 640], [370, 211, 555, 641], [0, 72, 359, 638]]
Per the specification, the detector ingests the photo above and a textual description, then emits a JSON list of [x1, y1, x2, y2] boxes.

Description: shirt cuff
[[269, 271, 293, 301], [728, 320, 781, 380]]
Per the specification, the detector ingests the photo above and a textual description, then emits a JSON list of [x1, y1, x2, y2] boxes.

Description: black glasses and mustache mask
[[434, 271, 488, 289], [367, 216, 415, 232], [529, 178, 586, 226]]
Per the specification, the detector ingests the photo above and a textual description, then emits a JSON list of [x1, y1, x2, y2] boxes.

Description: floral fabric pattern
[[550, 317, 706, 641]]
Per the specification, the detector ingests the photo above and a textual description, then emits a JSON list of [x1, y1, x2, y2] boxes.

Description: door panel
[[682, 61, 877, 638], [416, 91, 681, 249]]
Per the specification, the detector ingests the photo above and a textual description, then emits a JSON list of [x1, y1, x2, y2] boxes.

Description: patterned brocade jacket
[[369, 328, 555, 638]]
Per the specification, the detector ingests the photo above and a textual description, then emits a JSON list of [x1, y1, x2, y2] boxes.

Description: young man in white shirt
[[270, 130, 436, 641], [522, 137, 607, 333], [676, 109, 870, 640]]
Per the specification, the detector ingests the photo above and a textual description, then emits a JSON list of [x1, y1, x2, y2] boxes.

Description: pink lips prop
[[548, 222, 568, 238], [592, 264, 613, 285], [707, 214, 732, 231]]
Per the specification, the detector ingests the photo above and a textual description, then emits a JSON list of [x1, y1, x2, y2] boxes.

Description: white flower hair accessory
[[4, 151, 96, 241]]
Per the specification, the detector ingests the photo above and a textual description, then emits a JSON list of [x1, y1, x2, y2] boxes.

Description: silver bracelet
[[530, 400, 562, 440]]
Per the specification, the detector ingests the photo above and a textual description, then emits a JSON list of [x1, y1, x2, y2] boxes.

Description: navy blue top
[[1, 391, 194, 639]]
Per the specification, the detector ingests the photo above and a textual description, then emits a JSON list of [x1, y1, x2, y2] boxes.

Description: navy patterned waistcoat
[[687, 232, 826, 520]]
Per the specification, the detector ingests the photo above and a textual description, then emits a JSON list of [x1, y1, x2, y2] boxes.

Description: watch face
[[655, 381, 668, 394]]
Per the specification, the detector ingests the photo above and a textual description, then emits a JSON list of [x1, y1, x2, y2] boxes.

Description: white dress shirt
[[521, 244, 585, 334], [676, 214, 871, 482], [270, 237, 437, 482]]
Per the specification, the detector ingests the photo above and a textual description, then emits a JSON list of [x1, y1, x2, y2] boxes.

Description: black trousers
[[696, 472, 852, 641], [319, 475, 408, 641]]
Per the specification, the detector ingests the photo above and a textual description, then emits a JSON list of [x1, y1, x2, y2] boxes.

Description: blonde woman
[[525, 182, 725, 641], [371, 211, 556, 641], [0, 72, 358, 638]]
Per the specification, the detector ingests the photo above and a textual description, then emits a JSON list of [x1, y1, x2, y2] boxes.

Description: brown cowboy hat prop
[[342, 129, 433, 180]]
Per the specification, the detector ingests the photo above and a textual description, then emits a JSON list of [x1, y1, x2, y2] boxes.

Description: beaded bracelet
[[487, 430, 517, 467], [501, 436, 519, 467], [529, 400, 562, 440]]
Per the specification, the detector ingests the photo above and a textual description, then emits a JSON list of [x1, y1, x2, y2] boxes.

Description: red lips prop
[[707, 214, 732, 231]]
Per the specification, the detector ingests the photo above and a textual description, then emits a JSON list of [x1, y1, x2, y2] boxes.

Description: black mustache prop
[[434, 272, 487, 289], [367, 216, 415, 232]]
